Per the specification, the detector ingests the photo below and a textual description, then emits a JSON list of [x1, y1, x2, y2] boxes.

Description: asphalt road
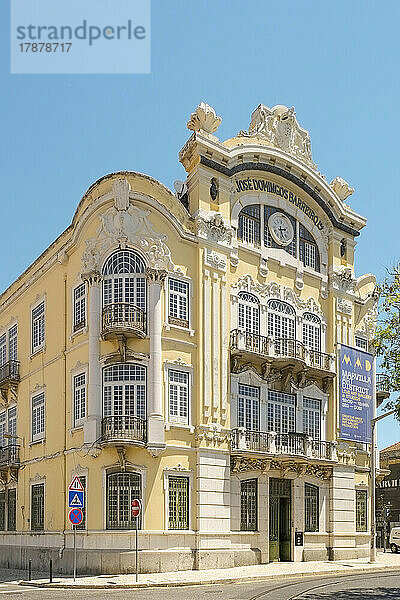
[[1, 570, 400, 599]]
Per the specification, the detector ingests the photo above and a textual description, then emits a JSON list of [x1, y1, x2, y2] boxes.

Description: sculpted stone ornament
[[240, 104, 317, 171], [330, 266, 357, 294], [187, 102, 222, 135], [112, 178, 131, 211], [330, 176, 355, 202], [196, 212, 234, 244]]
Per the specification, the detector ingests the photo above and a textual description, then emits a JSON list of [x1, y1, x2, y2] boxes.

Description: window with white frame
[[355, 336, 368, 351], [0, 334, 6, 367], [267, 300, 296, 340], [73, 283, 86, 331], [267, 390, 295, 433], [102, 249, 146, 310], [168, 370, 189, 425], [303, 397, 321, 439], [168, 476, 189, 530], [238, 205, 261, 246], [169, 278, 189, 328], [32, 392, 45, 441], [238, 292, 260, 334], [32, 302, 45, 352], [0, 325, 18, 372], [0, 406, 17, 448], [8, 325, 17, 361], [103, 364, 146, 420], [238, 384, 259, 430], [73, 373, 86, 426], [303, 313, 321, 351]]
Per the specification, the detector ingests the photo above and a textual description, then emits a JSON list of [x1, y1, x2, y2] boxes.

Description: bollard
[[49, 559, 53, 583], [28, 559, 32, 581]]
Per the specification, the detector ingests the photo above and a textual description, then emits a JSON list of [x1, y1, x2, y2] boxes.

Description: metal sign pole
[[73, 524, 77, 581], [135, 516, 138, 582]]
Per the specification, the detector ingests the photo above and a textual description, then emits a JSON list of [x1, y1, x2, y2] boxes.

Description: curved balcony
[[0, 360, 20, 391], [102, 303, 146, 339], [0, 445, 20, 468], [230, 330, 335, 376], [376, 373, 390, 405], [231, 428, 336, 461], [101, 415, 147, 446]]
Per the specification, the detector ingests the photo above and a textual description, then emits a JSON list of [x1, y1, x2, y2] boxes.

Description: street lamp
[[370, 408, 397, 563]]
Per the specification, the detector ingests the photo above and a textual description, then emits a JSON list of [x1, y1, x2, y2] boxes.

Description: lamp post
[[370, 408, 397, 563]]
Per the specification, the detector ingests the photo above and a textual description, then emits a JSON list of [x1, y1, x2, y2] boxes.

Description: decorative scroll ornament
[[337, 297, 353, 315], [195, 424, 229, 445], [230, 456, 332, 480], [330, 176, 355, 202], [195, 212, 234, 244], [357, 307, 377, 340], [187, 102, 222, 135], [81, 203, 174, 274], [204, 249, 227, 271], [240, 104, 317, 171], [330, 266, 357, 294]]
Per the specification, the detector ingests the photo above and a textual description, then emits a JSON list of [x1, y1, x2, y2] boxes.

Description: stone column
[[83, 271, 102, 445], [146, 268, 167, 455]]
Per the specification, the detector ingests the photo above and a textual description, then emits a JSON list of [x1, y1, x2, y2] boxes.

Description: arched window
[[103, 364, 146, 419], [106, 471, 142, 530], [302, 313, 321, 351], [267, 300, 295, 340], [238, 292, 260, 334], [102, 249, 146, 310]]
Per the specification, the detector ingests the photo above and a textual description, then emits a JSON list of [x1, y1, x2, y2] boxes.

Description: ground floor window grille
[[303, 397, 321, 439], [107, 472, 141, 530], [267, 391, 295, 433], [240, 478, 258, 531], [238, 384, 259, 430], [305, 483, 319, 532], [0, 492, 5, 530], [168, 476, 189, 530], [31, 483, 44, 531], [356, 489, 367, 532]]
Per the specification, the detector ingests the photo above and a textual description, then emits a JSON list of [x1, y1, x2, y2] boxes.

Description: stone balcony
[[100, 415, 147, 446], [230, 330, 335, 379], [102, 303, 146, 340], [231, 428, 337, 462]]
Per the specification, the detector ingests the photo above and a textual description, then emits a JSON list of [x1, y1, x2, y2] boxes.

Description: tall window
[[73, 283, 86, 331], [106, 472, 141, 530], [0, 492, 4, 530], [0, 407, 17, 449], [0, 325, 18, 367], [238, 292, 260, 334], [0, 334, 6, 367], [31, 483, 44, 531], [268, 300, 295, 340], [356, 489, 367, 532], [241, 479, 257, 531], [168, 476, 189, 530], [32, 302, 45, 352], [267, 391, 295, 433], [238, 205, 260, 245], [238, 384, 259, 431], [168, 370, 189, 425], [303, 397, 321, 439], [103, 364, 146, 420], [305, 483, 319, 532], [7, 489, 16, 531], [32, 392, 45, 441], [299, 225, 319, 270], [73, 373, 86, 426], [103, 250, 146, 311], [303, 313, 321, 351], [169, 279, 189, 328]]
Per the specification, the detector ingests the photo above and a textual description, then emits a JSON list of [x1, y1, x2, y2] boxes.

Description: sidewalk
[[18, 551, 400, 589]]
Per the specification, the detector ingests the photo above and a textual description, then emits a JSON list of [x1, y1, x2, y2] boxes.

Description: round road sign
[[69, 508, 83, 525], [131, 499, 141, 518]]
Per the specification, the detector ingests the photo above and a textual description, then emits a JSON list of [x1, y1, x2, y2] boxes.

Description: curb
[[18, 563, 400, 590]]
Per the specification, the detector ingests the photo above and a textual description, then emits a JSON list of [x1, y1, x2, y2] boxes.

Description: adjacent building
[[0, 102, 383, 573]]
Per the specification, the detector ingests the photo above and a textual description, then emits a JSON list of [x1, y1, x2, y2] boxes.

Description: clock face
[[268, 212, 294, 246]]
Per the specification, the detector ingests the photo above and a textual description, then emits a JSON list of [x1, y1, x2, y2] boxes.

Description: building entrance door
[[269, 478, 291, 561]]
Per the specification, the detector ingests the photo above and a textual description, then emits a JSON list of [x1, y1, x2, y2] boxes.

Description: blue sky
[[1, 0, 399, 447]]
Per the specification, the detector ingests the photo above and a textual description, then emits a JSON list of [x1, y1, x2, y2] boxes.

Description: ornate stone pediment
[[239, 104, 317, 171], [195, 212, 234, 244], [82, 202, 175, 274]]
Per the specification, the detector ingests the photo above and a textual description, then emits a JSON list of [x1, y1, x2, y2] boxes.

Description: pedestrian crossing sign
[[68, 490, 84, 508]]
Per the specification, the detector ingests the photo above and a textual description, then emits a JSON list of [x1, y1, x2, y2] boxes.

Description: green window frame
[[31, 483, 44, 531], [0, 492, 5, 531], [106, 472, 141, 530], [7, 489, 16, 531], [356, 489, 368, 532], [241, 478, 258, 531], [305, 483, 319, 532], [168, 476, 189, 530]]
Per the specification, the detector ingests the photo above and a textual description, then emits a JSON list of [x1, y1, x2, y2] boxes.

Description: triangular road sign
[[68, 476, 84, 491]]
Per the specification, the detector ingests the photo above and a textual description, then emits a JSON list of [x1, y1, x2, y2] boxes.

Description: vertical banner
[[339, 344, 373, 442]]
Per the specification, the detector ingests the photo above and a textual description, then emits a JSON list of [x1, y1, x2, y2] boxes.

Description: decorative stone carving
[[164, 463, 190, 472], [81, 270, 102, 286], [240, 104, 317, 170], [195, 424, 229, 446], [169, 357, 191, 367], [330, 176, 354, 202], [304, 464, 332, 480], [204, 249, 227, 272], [187, 102, 222, 135], [81, 204, 175, 274], [357, 307, 377, 341], [196, 213, 234, 244], [112, 178, 131, 211], [330, 266, 357, 294], [337, 297, 352, 315], [145, 268, 168, 284], [210, 177, 219, 202]]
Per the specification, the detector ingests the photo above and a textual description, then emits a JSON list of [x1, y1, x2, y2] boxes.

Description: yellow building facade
[[0, 103, 380, 573]]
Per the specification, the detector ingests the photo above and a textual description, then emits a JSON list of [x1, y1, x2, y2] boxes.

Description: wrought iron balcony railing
[[376, 374, 390, 394], [0, 360, 20, 387], [101, 415, 147, 445], [230, 330, 334, 372], [102, 303, 146, 338], [0, 444, 20, 467], [231, 428, 336, 461]]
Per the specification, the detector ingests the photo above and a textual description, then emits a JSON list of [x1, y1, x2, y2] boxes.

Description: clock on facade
[[268, 212, 294, 246]]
